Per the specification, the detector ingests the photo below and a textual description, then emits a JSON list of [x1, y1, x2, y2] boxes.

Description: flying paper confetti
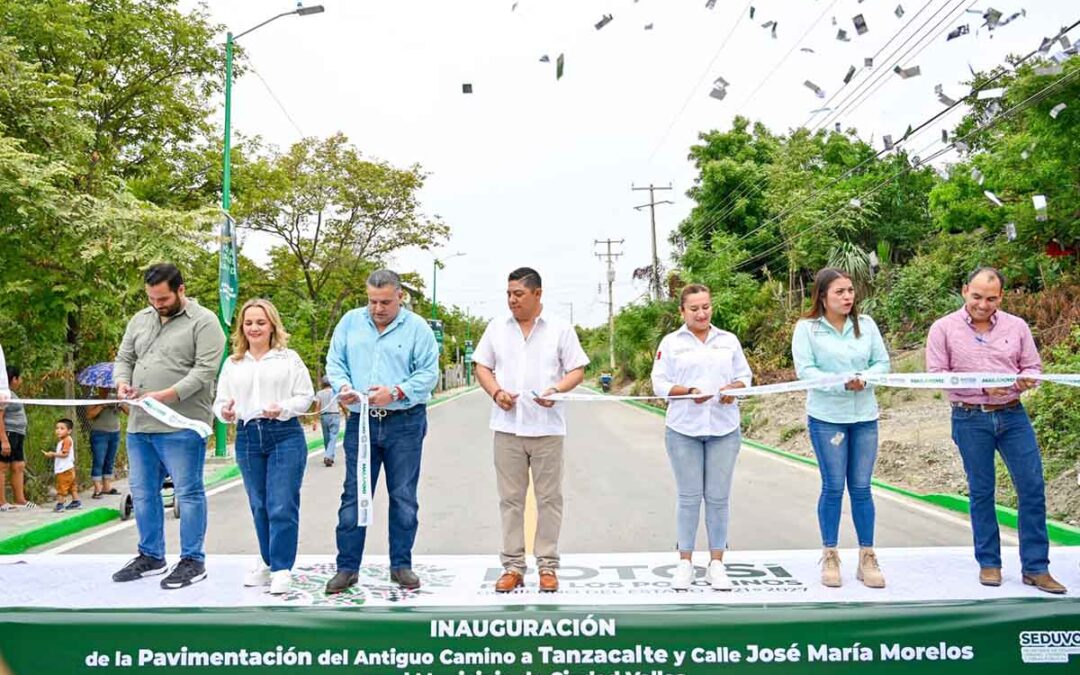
[[644, 23, 654, 30], [977, 87, 1005, 100], [941, 129, 948, 143], [539, 54, 550, 63], [853, 15, 868, 35], [462, 83, 473, 94], [935, 84, 958, 106], [800, 47, 816, 53], [804, 80, 825, 98], [1033, 195, 1048, 221], [894, 65, 921, 79], [843, 66, 856, 84], [750, 6, 755, 19], [865, 57, 874, 67], [595, 14, 613, 30], [706, 0, 717, 9], [895, 5, 905, 19], [883, 135, 894, 150], [556, 53, 564, 80], [984, 190, 1003, 207], [947, 25, 970, 40], [971, 167, 984, 185], [1050, 103, 1067, 118], [1005, 222, 1017, 241], [837, 29, 850, 42], [850, 198, 862, 208], [982, 8, 1003, 30]]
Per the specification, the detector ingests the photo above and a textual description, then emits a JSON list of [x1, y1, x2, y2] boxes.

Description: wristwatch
[[392, 386, 406, 402]]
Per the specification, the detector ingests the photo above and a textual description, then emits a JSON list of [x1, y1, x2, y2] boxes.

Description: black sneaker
[[112, 554, 168, 582], [160, 558, 207, 590]]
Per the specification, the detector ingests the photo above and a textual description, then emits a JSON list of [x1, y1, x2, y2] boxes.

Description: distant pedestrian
[[86, 390, 124, 499], [45, 418, 80, 512], [315, 376, 342, 467], [0, 365, 35, 511]]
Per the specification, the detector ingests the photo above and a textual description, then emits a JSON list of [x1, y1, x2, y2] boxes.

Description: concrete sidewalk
[[0, 386, 477, 555]]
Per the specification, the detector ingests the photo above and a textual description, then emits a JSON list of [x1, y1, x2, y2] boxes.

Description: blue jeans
[[951, 405, 1049, 574], [807, 417, 879, 548], [127, 430, 207, 562], [664, 427, 741, 552], [336, 405, 427, 572], [90, 430, 120, 480], [320, 414, 341, 460], [235, 418, 308, 572]]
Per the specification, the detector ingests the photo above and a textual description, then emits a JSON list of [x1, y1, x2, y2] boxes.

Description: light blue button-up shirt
[[325, 307, 440, 411], [791, 315, 891, 424]]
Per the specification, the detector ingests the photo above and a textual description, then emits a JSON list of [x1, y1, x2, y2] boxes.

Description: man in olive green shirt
[[113, 263, 225, 590]]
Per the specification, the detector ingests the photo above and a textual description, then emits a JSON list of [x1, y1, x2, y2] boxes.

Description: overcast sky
[[190, 0, 1075, 327]]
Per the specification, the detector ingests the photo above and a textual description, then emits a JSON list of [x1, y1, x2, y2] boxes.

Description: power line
[[631, 183, 673, 300], [646, 0, 754, 162], [247, 60, 306, 137], [733, 67, 1080, 273]]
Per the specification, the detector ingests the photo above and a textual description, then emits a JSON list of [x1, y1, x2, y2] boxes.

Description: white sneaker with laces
[[707, 560, 733, 591], [243, 560, 270, 587], [269, 570, 292, 595], [672, 559, 694, 591]]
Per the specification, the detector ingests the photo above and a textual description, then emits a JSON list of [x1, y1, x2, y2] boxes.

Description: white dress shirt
[[213, 348, 315, 423], [473, 311, 590, 437], [651, 324, 753, 437]]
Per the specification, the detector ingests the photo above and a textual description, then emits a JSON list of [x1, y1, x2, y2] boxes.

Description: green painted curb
[[0, 386, 481, 555], [0, 508, 120, 555], [595, 384, 1080, 546]]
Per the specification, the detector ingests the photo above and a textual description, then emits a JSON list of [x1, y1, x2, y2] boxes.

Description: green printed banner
[[2, 599, 1078, 674]]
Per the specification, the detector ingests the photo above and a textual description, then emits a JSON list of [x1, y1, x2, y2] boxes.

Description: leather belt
[[952, 399, 1021, 413]]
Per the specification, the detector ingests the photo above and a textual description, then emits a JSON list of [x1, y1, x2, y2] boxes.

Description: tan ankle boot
[[857, 547, 886, 588], [820, 548, 841, 587]]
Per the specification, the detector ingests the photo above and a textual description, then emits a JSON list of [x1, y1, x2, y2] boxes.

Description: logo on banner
[[478, 562, 806, 596], [281, 563, 456, 607], [1019, 630, 1080, 664]]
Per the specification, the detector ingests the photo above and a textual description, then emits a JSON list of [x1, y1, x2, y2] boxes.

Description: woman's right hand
[[221, 399, 237, 423]]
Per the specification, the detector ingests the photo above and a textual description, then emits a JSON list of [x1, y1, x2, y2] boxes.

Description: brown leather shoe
[[1023, 573, 1067, 595], [538, 568, 559, 593], [979, 567, 1002, 587], [495, 570, 524, 593]]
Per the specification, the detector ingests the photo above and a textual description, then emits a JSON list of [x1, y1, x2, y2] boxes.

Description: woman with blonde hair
[[214, 298, 315, 594]]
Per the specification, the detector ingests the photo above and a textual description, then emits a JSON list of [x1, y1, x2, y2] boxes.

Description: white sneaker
[[269, 570, 292, 595], [243, 560, 270, 587], [672, 559, 694, 591], [707, 560, 733, 591]]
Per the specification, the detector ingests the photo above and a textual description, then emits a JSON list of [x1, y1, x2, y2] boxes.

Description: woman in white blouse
[[650, 284, 752, 592], [214, 298, 315, 594]]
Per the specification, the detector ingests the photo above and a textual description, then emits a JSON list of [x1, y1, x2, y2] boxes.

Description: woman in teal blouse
[[791, 268, 890, 589]]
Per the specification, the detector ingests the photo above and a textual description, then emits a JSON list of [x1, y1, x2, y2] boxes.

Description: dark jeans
[[90, 430, 120, 480], [951, 405, 1049, 574], [320, 414, 341, 460], [235, 418, 308, 572], [336, 405, 427, 572], [807, 417, 879, 548]]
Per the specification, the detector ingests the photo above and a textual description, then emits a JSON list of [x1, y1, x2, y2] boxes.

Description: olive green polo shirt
[[114, 298, 226, 434]]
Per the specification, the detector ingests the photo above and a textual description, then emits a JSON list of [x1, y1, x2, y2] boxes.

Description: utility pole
[[595, 238, 624, 371], [632, 183, 673, 301]]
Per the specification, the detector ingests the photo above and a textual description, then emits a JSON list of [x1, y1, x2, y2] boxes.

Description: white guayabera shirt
[[473, 311, 589, 437], [651, 324, 753, 437]]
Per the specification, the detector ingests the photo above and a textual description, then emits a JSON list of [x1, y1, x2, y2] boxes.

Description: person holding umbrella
[[80, 363, 125, 499]]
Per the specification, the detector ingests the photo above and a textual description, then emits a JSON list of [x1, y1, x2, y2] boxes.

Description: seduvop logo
[[1019, 631, 1080, 664]]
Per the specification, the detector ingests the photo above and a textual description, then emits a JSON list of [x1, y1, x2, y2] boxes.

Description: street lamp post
[[215, 4, 325, 457], [430, 252, 466, 320]]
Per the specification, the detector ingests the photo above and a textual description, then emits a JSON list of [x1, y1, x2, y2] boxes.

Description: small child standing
[[44, 418, 80, 512]]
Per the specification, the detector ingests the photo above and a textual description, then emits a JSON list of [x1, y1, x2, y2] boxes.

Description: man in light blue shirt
[[324, 269, 439, 594]]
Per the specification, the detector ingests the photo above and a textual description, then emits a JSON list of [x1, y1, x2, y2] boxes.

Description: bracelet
[[492, 388, 505, 401]]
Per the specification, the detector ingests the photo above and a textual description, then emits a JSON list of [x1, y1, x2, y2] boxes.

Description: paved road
[[42, 388, 985, 557]]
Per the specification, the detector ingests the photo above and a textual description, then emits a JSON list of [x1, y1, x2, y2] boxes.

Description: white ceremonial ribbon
[[15, 397, 213, 438], [539, 375, 850, 401], [353, 393, 373, 528], [539, 372, 1080, 402]]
